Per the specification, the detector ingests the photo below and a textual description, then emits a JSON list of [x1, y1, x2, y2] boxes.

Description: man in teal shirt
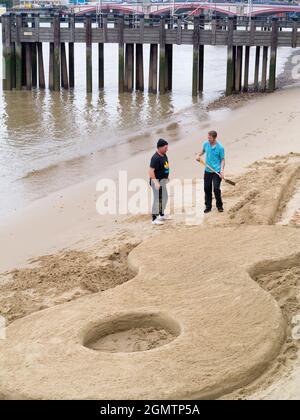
[[196, 130, 225, 213]]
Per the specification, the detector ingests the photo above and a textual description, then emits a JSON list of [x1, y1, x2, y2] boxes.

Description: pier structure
[[2, 12, 300, 95]]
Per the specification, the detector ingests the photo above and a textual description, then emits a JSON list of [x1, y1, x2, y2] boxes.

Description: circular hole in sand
[[82, 312, 181, 353]]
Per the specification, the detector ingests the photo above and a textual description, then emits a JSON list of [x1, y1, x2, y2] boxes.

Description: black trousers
[[204, 171, 223, 210], [151, 180, 168, 220]]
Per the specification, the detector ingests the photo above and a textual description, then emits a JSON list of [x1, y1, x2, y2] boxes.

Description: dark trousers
[[204, 171, 223, 210], [151, 180, 168, 220]]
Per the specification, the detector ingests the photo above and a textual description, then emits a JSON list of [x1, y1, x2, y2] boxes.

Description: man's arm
[[220, 146, 225, 178], [220, 159, 225, 178], [196, 144, 206, 162]]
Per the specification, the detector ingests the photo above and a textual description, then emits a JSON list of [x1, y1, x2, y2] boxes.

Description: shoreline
[[1, 84, 300, 272], [2, 47, 298, 221]]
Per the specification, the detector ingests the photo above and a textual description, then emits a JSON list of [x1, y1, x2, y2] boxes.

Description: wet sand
[[1, 84, 300, 399]]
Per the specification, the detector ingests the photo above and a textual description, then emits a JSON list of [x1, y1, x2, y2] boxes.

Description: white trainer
[[152, 219, 164, 225], [157, 215, 170, 221]]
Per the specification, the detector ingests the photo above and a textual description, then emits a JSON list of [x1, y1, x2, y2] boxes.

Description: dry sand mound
[[0, 243, 137, 325], [1, 226, 300, 400], [204, 153, 300, 227]]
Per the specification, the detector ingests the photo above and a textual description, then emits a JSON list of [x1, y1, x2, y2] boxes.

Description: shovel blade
[[225, 178, 236, 186]]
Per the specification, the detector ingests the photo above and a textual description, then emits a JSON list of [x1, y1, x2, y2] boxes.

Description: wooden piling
[[61, 43, 69, 89], [125, 44, 134, 92], [198, 45, 204, 93], [192, 16, 200, 96], [98, 43, 104, 90], [85, 13, 92, 93], [49, 42, 54, 90], [165, 44, 173, 91], [226, 17, 234, 96], [148, 43, 158, 94], [15, 13, 23, 90], [136, 43, 144, 91], [69, 13, 75, 89], [31, 43, 37, 88], [25, 43, 32, 90], [11, 43, 16, 89], [235, 46, 243, 92], [254, 46, 260, 91], [243, 46, 250, 92], [118, 15, 125, 93], [2, 13, 13, 90], [53, 13, 61, 91], [261, 46, 268, 92], [22, 43, 27, 88], [269, 18, 278, 92], [37, 42, 45, 89], [159, 16, 166, 94]]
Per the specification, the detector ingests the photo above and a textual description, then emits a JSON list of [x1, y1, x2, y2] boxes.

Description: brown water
[[0, 26, 295, 219]]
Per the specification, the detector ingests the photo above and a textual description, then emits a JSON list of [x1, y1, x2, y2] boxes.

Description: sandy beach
[[1, 83, 300, 399]]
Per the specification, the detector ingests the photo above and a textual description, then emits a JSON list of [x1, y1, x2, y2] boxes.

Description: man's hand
[[154, 180, 161, 190], [195, 153, 201, 162], [220, 171, 225, 179]]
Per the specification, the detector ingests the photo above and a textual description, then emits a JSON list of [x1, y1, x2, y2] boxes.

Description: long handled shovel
[[198, 158, 236, 186]]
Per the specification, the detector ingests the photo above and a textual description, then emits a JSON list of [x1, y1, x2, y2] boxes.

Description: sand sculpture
[[0, 225, 299, 399]]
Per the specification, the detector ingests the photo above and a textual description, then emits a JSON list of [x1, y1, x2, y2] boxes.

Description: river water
[[0, 26, 295, 219]]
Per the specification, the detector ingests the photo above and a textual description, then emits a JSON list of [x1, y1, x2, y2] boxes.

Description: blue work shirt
[[202, 141, 225, 173]]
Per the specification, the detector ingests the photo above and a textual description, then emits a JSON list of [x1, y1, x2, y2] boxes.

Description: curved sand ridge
[[1, 226, 300, 399]]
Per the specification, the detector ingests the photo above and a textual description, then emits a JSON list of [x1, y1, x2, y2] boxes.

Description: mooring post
[[15, 12, 23, 90], [85, 13, 92, 93], [243, 45, 250, 92], [53, 12, 61, 91], [118, 15, 125, 93], [61, 43, 69, 89], [254, 46, 260, 91], [69, 13, 75, 88], [2, 13, 13, 90], [37, 42, 45, 89], [192, 15, 200, 96], [159, 16, 166, 94], [235, 46, 243, 93], [226, 17, 234, 96], [269, 17, 278, 92], [261, 46, 268, 92]]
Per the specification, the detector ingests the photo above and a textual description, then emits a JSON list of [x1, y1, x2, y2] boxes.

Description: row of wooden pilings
[[225, 17, 279, 95], [2, 12, 281, 95]]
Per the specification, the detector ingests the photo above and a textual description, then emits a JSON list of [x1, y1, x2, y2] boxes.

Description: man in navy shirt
[[196, 130, 225, 213], [149, 139, 169, 225]]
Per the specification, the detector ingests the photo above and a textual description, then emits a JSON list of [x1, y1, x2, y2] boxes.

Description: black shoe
[[218, 207, 224, 213], [204, 208, 211, 214]]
